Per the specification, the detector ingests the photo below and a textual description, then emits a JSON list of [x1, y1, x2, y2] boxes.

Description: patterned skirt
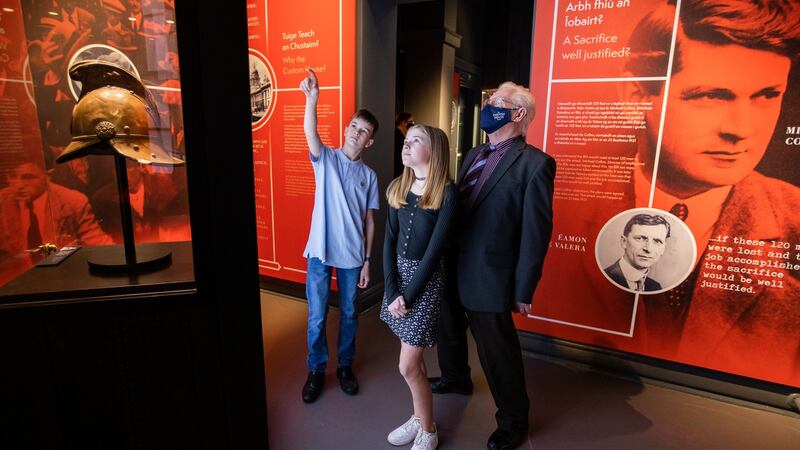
[[380, 255, 445, 348]]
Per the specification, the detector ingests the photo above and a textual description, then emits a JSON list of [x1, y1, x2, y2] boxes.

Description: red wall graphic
[[524, 0, 800, 387], [248, 0, 356, 284]]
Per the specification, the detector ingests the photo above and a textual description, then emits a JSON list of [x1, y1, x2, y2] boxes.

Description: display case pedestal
[[88, 154, 172, 273]]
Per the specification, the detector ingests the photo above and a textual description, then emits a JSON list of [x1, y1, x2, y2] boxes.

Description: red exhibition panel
[[248, 0, 356, 284], [525, 0, 800, 387], [0, 0, 45, 286]]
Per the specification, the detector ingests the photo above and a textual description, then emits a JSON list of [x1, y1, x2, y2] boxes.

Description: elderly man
[[430, 82, 555, 450]]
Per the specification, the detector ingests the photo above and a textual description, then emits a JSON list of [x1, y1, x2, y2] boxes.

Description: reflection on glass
[[0, 0, 190, 287]]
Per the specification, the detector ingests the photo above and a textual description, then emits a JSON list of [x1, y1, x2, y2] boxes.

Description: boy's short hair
[[352, 109, 379, 137]]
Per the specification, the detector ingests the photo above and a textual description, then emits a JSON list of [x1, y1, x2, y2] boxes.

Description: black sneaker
[[302, 370, 325, 403], [336, 366, 359, 395]]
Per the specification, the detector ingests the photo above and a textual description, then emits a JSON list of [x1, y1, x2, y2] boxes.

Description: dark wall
[[454, 0, 484, 71], [479, 0, 534, 88], [398, 0, 535, 101], [0, 296, 233, 450], [176, 0, 268, 446], [398, 1, 444, 31], [399, 0, 534, 88], [359, 0, 400, 308]]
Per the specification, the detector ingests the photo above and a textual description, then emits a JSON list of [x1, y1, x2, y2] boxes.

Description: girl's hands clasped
[[388, 295, 408, 318]]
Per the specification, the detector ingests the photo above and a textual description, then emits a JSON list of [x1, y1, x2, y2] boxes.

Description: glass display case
[[0, 0, 193, 305]]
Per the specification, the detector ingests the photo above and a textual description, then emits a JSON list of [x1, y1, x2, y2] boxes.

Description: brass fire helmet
[[57, 59, 184, 166]]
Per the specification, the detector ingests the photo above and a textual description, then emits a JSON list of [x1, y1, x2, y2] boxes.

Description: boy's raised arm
[[300, 69, 324, 158]]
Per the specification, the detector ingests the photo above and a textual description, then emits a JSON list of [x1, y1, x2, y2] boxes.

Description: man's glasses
[[486, 96, 521, 110]]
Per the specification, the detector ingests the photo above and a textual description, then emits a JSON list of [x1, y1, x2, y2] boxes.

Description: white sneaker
[[387, 416, 421, 446], [411, 425, 438, 450]]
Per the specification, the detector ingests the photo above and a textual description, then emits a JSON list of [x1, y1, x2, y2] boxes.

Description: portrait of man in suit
[[618, 0, 800, 379], [604, 214, 670, 293], [0, 160, 112, 255], [0, 159, 113, 285], [622, 0, 800, 250]]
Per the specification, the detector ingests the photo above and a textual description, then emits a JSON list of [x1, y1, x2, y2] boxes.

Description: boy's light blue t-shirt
[[303, 146, 379, 269]]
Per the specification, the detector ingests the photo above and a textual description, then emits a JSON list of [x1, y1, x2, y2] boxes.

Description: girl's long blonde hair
[[386, 124, 452, 210]]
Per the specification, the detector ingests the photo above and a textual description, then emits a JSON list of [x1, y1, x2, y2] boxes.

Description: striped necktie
[[459, 146, 495, 202]]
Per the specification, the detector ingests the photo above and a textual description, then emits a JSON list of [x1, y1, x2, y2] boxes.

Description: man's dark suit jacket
[[604, 260, 662, 292], [452, 137, 555, 312]]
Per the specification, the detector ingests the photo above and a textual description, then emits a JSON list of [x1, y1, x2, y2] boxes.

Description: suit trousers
[[467, 309, 530, 432], [436, 277, 472, 383], [437, 286, 530, 431]]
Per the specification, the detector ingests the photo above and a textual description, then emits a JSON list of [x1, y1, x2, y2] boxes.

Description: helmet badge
[[95, 121, 117, 140]]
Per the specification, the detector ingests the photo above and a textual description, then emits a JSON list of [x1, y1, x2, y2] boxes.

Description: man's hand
[[512, 302, 531, 315], [299, 68, 319, 101], [358, 262, 370, 288], [388, 295, 408, 318]]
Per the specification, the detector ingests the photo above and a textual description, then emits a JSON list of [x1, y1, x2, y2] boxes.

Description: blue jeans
[[306, 257, 361, 372]]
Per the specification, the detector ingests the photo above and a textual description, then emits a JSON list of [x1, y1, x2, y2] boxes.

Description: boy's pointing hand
[[300, 68, 319, 100]]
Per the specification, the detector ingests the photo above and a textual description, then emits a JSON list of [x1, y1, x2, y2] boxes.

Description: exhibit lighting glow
[[128, 17, 137, 21], [166, 19, 175, 24], [2, 7, 14, 12], [47, 11, 58, 16]]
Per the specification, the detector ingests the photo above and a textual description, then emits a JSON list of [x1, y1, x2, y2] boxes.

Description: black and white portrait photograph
[[596, 208, 697, 294]]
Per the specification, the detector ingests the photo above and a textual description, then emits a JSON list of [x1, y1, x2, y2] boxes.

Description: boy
[[299, 69, 379, 403]]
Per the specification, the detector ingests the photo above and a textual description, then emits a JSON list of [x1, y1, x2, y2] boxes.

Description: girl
[[380, 124, 457, 450]]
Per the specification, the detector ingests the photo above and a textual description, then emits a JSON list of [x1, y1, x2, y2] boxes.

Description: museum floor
[[260, 291, 800, 450]]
